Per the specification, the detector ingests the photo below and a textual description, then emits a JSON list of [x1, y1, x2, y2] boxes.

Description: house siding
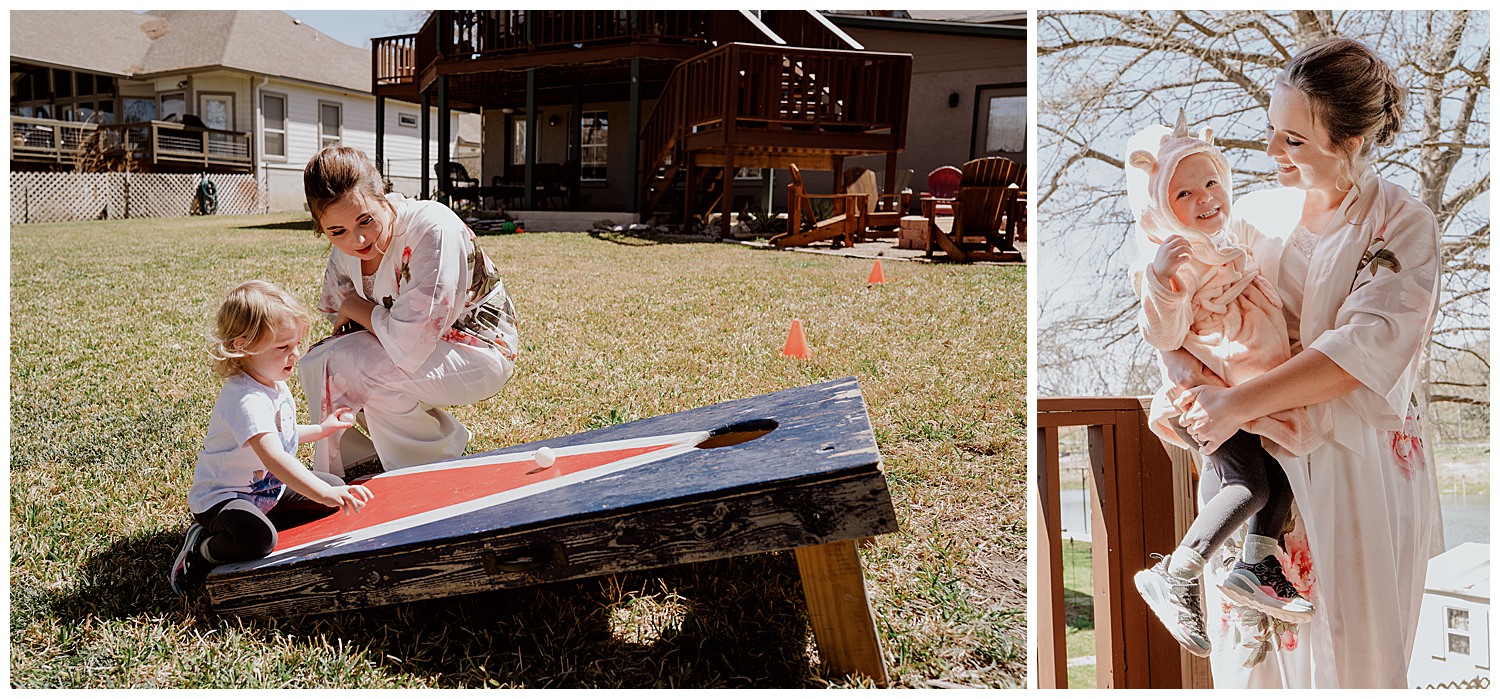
[[258, 79, 459, 212]]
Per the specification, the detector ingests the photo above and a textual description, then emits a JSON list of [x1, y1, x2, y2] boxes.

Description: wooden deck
[[1036, 397, 1211, 688]]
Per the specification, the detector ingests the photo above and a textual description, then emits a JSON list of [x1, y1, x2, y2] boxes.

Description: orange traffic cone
[[867, 259, 886, 284], [781, 319, 810, 359]]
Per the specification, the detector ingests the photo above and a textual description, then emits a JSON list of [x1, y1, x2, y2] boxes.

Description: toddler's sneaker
[[169, 524, 213, 595], [1218, 555, 1314, 623], [1134, 554, 1211, 657]]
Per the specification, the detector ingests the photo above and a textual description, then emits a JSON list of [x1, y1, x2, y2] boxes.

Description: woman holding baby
[[1160, 38, 1442, 688]]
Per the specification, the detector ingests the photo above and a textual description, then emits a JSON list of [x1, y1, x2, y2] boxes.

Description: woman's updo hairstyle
[[1278, 37, 1407, 160], [303, 146, 391, 236]]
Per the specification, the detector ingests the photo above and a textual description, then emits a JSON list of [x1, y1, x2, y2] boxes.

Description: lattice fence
[[11, 172, 266, 224]]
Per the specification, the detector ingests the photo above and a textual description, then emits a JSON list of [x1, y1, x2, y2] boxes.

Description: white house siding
[[257, 79, 459, 212]]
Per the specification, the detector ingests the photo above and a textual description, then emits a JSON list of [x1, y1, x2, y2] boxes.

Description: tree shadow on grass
[[234, 220, 315, 231], [586, 229, 726, 247], [41, 530, 818, 688]]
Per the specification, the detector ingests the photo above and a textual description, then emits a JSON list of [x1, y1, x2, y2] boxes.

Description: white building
[[10, 10, 469, 212], [1409, 542, 1490, 688]]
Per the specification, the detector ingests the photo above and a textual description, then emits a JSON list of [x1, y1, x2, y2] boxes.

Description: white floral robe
[[299, 194, 519, 476], [1201, 167, 1443, 688]]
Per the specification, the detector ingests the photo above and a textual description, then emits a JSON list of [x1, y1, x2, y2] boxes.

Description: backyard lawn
[[9, 212, 1026, 688]]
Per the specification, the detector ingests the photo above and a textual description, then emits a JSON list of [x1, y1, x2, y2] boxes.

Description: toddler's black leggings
[[1171, 424, 1293, 559], [194, 471, 345, 563]]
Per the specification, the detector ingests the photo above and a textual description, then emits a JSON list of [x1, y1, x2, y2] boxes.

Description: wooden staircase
[[639, 42, 911, 236]]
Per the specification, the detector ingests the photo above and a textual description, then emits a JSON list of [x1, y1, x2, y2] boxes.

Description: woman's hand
[[1180, 385, 1249, 454]]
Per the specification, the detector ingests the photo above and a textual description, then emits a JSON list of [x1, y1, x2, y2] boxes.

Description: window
[[398, 112, 418, 128], [319, 101, 342, 148], [973, 84, 1026, 157], [1445, 607, 1471, 655], [124, 98, 157, 123], [984, 95, 1025, 153], [262, 93, 287, 158], [580, 110, 608, 181]]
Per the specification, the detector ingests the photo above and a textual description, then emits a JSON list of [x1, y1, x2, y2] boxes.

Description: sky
[[280, 10, 424, 50]]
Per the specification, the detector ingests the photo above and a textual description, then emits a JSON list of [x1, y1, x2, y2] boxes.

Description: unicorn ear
[[1172, 108, 1189, 138], [1128, 149, 1157, 173], [1201, 127, 1215, 146]]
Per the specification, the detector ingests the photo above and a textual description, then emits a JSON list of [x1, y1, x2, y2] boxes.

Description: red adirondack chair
[[920, 165, 962, 218]]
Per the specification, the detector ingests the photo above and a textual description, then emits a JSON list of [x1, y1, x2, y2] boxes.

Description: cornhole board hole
[[206, 376, 897, 684]]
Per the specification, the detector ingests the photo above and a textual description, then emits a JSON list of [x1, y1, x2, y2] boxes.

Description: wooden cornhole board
[[206, 377, 897, 684]]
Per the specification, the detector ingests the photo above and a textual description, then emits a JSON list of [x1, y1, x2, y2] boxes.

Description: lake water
[[1055, 489, 1489, 550]]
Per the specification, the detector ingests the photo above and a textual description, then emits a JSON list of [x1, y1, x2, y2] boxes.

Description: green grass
[[10, 212, 1027, 688], [1060, 539, 1097, 689]]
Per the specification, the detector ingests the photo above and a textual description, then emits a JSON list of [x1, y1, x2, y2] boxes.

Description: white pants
[[299, 331, 513, 477]]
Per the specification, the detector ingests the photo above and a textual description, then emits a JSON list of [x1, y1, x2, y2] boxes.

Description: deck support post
[[437, 74, 450, 201], [627, 57, 642, 215], [420, 91, 431, 199], [524, 68, 537, 210]]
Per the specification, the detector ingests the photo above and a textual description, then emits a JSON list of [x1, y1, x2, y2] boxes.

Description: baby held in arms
[[1126, 110, 1319, 657]]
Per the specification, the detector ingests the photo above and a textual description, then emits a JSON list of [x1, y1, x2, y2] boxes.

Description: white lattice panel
[[10, 172, 265, 223]]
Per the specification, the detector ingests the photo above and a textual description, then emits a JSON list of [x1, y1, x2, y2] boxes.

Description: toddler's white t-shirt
[[189, 373, 297, 514]]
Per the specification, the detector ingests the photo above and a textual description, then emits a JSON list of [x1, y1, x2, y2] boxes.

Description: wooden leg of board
[[795, 539, 889, 686]]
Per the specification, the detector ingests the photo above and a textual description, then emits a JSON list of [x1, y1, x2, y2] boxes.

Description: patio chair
[[481, 174, 524, 211], [844, 167, 914, 239], [437, 162, 481, 207], [925, 156, 1024, 263], [920, 165, 962, 218], [770, 163, 867, 249]]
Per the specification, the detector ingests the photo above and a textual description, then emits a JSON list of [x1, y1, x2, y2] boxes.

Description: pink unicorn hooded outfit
[[1129, 113, 1318, 457]]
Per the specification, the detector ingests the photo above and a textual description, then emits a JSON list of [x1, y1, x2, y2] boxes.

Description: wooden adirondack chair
[[770, 163, 867, 248], [843, 167, 913, 238], [925, 156, 1025, 263]]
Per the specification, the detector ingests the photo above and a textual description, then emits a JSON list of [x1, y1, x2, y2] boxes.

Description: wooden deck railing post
[[1036, 422, 1068, 687], [1037, 397, 1196, 689]]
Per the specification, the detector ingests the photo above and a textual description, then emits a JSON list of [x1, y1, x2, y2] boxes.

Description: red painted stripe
[[273, 444, 675, 551]]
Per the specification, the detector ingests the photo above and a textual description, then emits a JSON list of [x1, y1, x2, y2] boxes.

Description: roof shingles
[[11, 10, 369, 92]]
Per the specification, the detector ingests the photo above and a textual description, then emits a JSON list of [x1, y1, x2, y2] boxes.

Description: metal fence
[[10, 172, 266, 224]]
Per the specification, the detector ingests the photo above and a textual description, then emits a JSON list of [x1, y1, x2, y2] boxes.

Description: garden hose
[[196, 175, 219, 215]]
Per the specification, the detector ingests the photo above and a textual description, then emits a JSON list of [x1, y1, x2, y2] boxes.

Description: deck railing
[[12, 117, 251, 171], [1036, 397, 1210, 689], [371, 10, 833, 90], [11, 116, 98, 165], [103, 121, 252, 170], [641, 42, 910, 166]]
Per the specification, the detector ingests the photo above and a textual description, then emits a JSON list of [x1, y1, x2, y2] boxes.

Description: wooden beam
[[1088, 424, 1124, 688], [795, 539, 889, 687], [1036, 426, 1067, 688]]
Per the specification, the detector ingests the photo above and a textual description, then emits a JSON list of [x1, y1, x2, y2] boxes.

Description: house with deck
[[10, 10, 462, 213], [369, 10, 1025, 238]]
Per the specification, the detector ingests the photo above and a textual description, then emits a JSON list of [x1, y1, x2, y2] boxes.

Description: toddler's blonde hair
[[208, 281, 312, 378]]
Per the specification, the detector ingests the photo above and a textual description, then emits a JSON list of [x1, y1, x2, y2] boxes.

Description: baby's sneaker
[[169, 524, 213, 595], [1218, 555, 1314, 623], [1134, 554, 1211, 657]]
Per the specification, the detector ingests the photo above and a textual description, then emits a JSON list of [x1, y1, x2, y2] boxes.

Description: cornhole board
[[205, 376, 897, 684]]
